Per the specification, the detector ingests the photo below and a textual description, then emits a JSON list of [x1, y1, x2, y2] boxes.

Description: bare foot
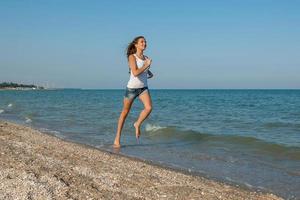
[[113, 139, 121, 148], [113, 143, 121, 148], [134, 122, 141, 139]]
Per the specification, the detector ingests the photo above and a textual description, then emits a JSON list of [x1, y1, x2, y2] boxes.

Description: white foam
[[25, 117, 32, 123], [7, 103, 13, 108], [0, 109, 4, 114], [39, 128, 59, 134], [39, 128, 49, 132], [145, 123, 166, 132], [48, 130, 61, 135], [244, 182, 254, 188]]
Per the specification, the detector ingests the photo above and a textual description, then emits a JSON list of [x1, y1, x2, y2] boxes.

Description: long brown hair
[[126, 36, 145, 73], [126, 36, 145, 59]]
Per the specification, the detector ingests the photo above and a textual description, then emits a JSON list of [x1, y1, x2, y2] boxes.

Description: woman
[[113, 36, 154, 148]]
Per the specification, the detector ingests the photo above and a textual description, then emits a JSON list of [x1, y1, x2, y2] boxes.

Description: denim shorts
[[124, 86, 149, 100]]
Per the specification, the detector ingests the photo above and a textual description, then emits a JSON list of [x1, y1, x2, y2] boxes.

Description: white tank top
[[127, 54, 148, 88]]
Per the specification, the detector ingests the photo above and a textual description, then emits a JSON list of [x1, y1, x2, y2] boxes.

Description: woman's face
[[135, 38, 147, 51]]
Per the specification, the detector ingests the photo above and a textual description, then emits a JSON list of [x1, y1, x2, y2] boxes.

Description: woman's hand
[[144, 57, 152, 68]]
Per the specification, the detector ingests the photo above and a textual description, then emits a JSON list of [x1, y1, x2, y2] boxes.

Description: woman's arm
[[128, 55, 151, 77]]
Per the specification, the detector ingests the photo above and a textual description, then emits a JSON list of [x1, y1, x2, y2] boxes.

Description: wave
[[38, 127, 65, 138], [7, 103, 13, 108], [0, 109, 4, 114], [144, 125, 300, 160], [25, 117, 32, 123], [145, 123, 167, 132]]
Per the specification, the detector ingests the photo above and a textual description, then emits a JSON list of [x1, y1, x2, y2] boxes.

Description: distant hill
[[0, 82, 44, 90]]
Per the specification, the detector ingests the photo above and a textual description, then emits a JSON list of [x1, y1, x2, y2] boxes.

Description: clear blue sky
[[0, 0, 299, 89]]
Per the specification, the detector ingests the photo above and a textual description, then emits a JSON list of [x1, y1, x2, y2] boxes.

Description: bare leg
[[134, 90, 152, 139], [113, 97, 134, 147]]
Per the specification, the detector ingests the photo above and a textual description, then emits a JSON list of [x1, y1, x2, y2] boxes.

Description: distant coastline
[[0, 82, 44, 90]]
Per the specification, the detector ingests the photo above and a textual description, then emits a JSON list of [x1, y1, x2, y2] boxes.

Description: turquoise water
[[0, 89, 299, 199]]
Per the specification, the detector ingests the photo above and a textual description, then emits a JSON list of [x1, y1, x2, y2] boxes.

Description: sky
[[0, 0, 299, 89]]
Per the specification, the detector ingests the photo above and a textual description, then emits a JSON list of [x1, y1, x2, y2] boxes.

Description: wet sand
[[0, 120, 283, 200]]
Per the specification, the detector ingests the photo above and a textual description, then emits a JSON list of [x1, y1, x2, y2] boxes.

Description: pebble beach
[[0, 120, 283, 200]]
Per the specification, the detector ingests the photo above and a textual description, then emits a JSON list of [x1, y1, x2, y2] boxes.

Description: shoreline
[[0, 120, 282, 199], [41, 127, 273, 194]]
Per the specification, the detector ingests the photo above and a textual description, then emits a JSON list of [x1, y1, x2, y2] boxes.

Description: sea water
[[0, 89, 299, 199]]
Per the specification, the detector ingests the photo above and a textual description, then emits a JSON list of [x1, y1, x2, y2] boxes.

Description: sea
[[0, 89, 299, 199]]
